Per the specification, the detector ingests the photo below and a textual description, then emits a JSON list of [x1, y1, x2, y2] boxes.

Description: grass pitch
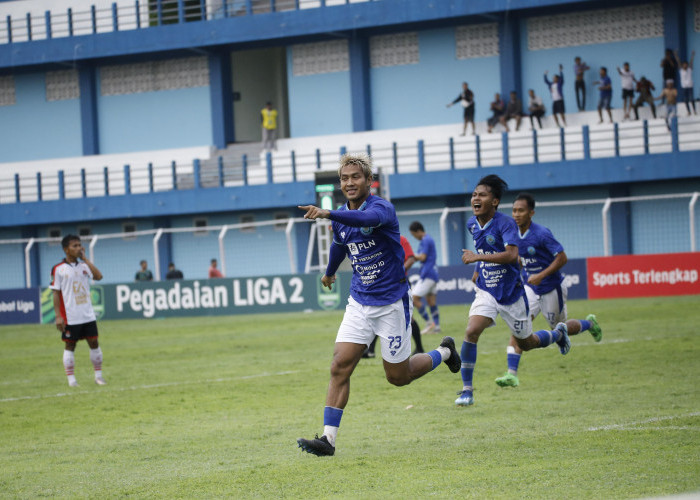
[[1, 296, 698, 498]]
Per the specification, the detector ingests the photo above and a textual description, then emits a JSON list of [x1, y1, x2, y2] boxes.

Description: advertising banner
[[587, 252, 700, 299], [0, 288, 41, 325], [41, 273, 353, 322]]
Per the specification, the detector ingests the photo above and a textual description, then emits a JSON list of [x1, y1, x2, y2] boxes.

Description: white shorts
[[469, 287, 532, 339], [413, 278, 437, 297], [337, 293, 413, 363], [525, 283, 568, 328]]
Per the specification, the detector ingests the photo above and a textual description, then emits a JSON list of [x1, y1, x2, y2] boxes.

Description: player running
[[50, 234, 106, 387], [296, 153, 460, 456], [494, 193, 602, 388], [409, 221, 441, 334], [455, 175, 572, 407]]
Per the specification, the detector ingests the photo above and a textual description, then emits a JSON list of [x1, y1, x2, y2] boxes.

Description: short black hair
[[515, 192, 536, 210], [409, 221, 424, 232], [476, 174, 508, 202], [61, 234, 80, 249], [601, 66, 607, 72]]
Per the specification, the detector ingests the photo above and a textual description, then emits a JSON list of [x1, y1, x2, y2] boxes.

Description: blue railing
[[0, 0, 373, 44], [1, 116, 698, 205]]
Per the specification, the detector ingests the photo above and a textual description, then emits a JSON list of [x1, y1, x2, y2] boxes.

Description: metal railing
[[2, 117, 699, 205], [0, 0, 374, 44], [1, 191, 698, 290]]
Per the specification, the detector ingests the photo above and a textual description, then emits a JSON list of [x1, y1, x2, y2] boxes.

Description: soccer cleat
[[495, 372, 519, 387], [297, 434, 335, 457], [434, 326, 442, 334], [439, 336, 461, 373], [455, 390, 474, 406], [555, 322, 571, 355], [586, 314, 603, 342], [420, 322, 436, 335], [95, 377, 107, 386], [68, 380, 79, 387]]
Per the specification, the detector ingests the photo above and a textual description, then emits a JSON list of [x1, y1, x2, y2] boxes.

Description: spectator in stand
[[617, 62, 636, 120], [135, 260, 153, 282], [573, 56, 590, 111], [487, 93, 506, 133], [447, 82, 476, 136], [501, 91, 523, 131], [633, 77, 657, 120], [208, 258, 224, 278], [661, 48, 678, 90], [261, 101, 278, 151], [166, 262, 184, 280], [675, 49, 696, 116], [656, 79, 678, 131], [544, 65, 567, 127], [527, 89, 546, 129], [594, 67, 614, 124]]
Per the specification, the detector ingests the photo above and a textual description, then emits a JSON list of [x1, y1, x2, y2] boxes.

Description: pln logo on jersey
[[348, 243, 359, 255], [527, 246, 536, 255], [486, 235, 496, 245]]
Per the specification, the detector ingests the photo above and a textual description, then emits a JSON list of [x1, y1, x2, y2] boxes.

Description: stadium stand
[[0, 0, 698, 290]]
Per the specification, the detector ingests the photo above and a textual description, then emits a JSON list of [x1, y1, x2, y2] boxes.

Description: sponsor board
[[587, 252, 700, 299], [0, 288, 41, 325]]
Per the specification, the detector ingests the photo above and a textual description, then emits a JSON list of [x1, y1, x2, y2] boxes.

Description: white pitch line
[[588, 412, 700, 431], [0, 370, 300, 404]]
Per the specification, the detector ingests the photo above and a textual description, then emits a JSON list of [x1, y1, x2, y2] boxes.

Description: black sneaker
[[297, 434, 335, 456], [440, 336, 461, 373]]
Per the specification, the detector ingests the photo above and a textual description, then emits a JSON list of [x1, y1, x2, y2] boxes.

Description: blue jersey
[[516, 221, 565, 296], [417, 234, 439, 281], [467, 211, 524, 305], [329, 195, 408, 306]]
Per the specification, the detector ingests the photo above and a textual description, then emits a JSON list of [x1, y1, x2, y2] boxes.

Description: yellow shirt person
[[261, 102, 278, 150]]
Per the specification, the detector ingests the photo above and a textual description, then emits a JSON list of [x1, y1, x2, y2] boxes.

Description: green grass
[[1, 296, 699, 498]]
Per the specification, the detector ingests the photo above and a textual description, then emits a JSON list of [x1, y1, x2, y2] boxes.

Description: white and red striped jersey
[[50, 260, 96, 325]]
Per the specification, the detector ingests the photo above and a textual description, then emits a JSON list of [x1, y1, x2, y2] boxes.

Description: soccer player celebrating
[[455, 175, 571, 407], [296, 153, 461, 456], [494, 193, 602, 388], [50, 235, 106, 387], [409, 221, 441, 334]]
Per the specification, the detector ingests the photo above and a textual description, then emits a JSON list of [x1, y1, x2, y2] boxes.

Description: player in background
[[455, 175, 571, 407], [494, 193, 602, 388], [363, 234, 424, 357], [50, 235, 106, 387], [296, 154, 460, 456], [409, 221, 441, 334]]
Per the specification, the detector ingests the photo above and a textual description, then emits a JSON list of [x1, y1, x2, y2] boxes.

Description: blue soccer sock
[[418, 305, 430, 322], [506, 345, 521, 374], [430, 305, 440, 326], [579, 319, 592, 332], [534, 328, 562, 348], [323, 406, 343, 446], [460, 341, 477, 391]]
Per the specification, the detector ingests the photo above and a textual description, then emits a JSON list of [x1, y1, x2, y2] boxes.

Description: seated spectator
[[633, 77, 657, 120], [209, 258, 224, 278], [487, 93, 506, 133], [501, 91, 523, 131], [527, 89, 546, 129], [135, 260, 153, 281], [165, 262, 183, 280]]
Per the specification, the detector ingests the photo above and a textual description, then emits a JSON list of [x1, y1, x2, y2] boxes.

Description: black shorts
[[463, 106, 474, 121], [63, 321, 98, 342], [553, 100, 565, 115], [622, 89, 634, 99]]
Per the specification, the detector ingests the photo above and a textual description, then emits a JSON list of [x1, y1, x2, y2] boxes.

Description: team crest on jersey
[[486, 235, 496, 245], [360, 227, 373, 235], [527, 246, 536, 255]]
